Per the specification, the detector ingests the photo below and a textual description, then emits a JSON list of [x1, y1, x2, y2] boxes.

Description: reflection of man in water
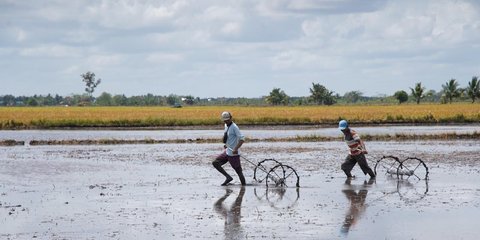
[[341, 178, 374, 235], [214, 186, 246, 240]]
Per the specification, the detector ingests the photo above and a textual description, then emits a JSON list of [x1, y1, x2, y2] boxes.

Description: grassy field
[[0, 104, 479, 129]]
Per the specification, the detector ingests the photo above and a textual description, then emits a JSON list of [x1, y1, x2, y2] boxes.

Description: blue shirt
[[224, 122, 245, 156]]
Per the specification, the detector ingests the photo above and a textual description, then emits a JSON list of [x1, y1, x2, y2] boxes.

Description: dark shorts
[[342, 154, 370, 174], [214, 151, 242, 170]]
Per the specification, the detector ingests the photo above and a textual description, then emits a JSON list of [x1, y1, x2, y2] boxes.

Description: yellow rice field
[[0, 103, 479, 128]]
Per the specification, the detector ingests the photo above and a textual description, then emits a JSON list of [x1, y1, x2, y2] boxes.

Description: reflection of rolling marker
[[267, 187, 300, 209], [397, 179, 429, 202], [253, 187, 300, 210], [368, 178, 429, 206]]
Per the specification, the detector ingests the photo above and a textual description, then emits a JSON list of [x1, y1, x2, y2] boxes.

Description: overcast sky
[[1, 0, 479, 98]]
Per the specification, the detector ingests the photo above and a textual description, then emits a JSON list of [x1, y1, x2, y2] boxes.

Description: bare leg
[[213, 158, 233, 185]]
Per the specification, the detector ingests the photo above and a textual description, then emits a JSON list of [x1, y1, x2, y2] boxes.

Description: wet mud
[[1, 139, 480, 239]]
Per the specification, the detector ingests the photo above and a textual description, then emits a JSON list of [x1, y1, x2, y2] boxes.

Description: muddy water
[[1, 137, 479, 239], [1, 125, 480, 143]]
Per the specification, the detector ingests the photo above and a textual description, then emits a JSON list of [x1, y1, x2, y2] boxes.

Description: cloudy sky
[[1, 0, 479, 98]]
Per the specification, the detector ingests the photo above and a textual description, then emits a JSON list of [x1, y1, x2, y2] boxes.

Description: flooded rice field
[[1, 125, 480, 143], [1, 128, 480, 239]]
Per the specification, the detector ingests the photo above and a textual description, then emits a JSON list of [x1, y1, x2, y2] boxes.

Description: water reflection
[[214, 186, 245, 240], [397, 179, 429, 202], [253, 187, 300, 209], [340, 178, 374, 235], [2, 125, 479, 143]]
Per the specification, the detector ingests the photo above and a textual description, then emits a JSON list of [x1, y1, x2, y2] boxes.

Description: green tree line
[[1, 73, 479, 107]]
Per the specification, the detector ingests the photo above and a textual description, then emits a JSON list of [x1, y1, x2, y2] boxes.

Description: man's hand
[[233, 149, 238, 155]]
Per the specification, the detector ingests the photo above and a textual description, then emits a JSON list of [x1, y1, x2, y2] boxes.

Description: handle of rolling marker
[[226, 147, 256, 166]]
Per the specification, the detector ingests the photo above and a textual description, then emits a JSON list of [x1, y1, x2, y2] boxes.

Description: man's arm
[[232, 140, 244, 154], [232, 125, 245, 154], [360, 139, 368, 154]]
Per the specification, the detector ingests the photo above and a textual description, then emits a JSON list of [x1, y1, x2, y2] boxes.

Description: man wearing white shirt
[[212, 111, 246, 186]]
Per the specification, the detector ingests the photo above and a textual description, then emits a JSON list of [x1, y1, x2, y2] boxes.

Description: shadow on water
[[340, 177, 430, 236], [214, 186, 246, 240], [213, 185, 301, 239], [340, 178, 374, 236]]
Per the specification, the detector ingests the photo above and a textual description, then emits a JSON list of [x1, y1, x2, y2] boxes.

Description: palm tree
[[410, 82, 425, 104], [441, 79, 461, 103], [309, 83, 336, 105], [266, 88, 289, 105], [466, 76, 480, 103]]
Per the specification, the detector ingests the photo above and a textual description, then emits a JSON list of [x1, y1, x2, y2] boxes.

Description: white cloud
[[271, 50, 318, 70], [203, 5, 243, 21], [146, 53, 183, 63], [86, 54, 124, 68], [221, 22, 241, 35], [86, 0, 188, 29], [63, 28, 97, 44], [60, 65, 80, 74], [14, 28, 27, 42], [19, 45, 81, 58], [1, 0, 480, 97], [1, 27, 29, 44]]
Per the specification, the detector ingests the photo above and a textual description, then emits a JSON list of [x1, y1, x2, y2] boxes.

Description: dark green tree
[[183, 95, 195, 105], [112, 94, 128, 106], [167, 94, 180, 106], [266, 88, 289, 105], [144, 94, 159, 106], [343, 91, 363, 103], [410, 82, 425, 104], [55, 94, 63, 105], [44, 94, 55, 106], [394, 90, 408, 104], [62, 96, 74, 106], [26, 98, 39, 106], [442, 79, 461, 103], [96, 92, 113, 106], [309, 82, 336, 105], [466, 76, 480, 103], [81, 71, 101, 102], [2, 95, 16, 106]]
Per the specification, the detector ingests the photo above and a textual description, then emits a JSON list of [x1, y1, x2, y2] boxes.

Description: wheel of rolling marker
[[253, 158, 282, 183], [374, 155, 402, 178], [396, 157, 429, 181], [265, 164, 300, 188]]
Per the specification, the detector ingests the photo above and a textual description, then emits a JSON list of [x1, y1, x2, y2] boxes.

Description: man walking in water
[[339, 120, 375, 179], [212, 111, 246, 186]]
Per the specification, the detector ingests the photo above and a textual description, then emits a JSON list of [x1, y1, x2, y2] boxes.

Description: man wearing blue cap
[[338, 120, 375, 179]]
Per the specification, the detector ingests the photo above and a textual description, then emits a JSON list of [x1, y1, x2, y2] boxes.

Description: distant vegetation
[[0, 73, 479, 107], [0, 104, 479, 129], [0, 73, 478, 129]]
